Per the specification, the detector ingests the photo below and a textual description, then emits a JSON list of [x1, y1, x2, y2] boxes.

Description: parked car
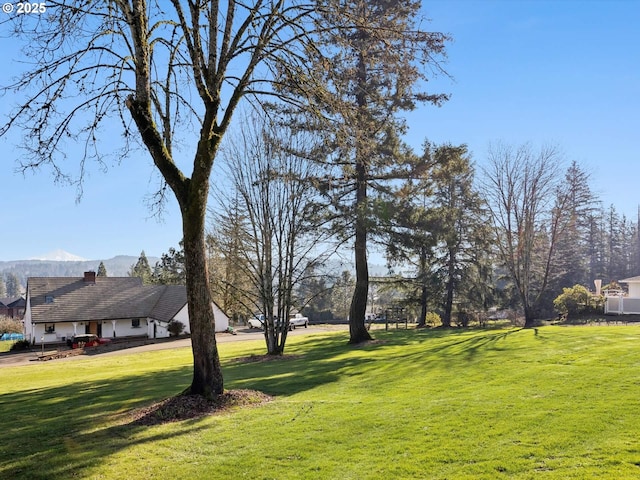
[[248, 314, 266, 329], [248, 314, 301, 330], [67, 334, 111, 349], [289, 313, 309, 329]]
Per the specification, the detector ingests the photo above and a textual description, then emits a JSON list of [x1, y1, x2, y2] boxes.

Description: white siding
[[174, 304, 190, 333], [213, 302, 229, 332], [114, 318, 148, 338], [628, 283, 640, 298]]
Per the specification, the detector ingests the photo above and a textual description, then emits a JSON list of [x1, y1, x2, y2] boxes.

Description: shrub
[[425, 312, 441, 327], [167, 320, 185, 337], [0, 316, 23, 335], [553, 285, 591, 316], [10, 339, 30, 351]]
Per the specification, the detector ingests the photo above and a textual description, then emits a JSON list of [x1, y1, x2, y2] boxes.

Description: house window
[[131, 318, 140, 328], [45, 296, 54, 304], [44, 323, 55, 333]]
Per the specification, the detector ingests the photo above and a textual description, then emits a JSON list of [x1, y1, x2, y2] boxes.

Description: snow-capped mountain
[[29, 249, 88, 262]]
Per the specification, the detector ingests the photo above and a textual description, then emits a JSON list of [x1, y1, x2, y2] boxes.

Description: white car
[[248, 314, 285, 329], [248, 315, 266, 329], [248, 313, 308, 330], [289, 313, 309, 329]]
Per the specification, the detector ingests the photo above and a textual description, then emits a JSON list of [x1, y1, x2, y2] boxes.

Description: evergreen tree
[[586, 207, 607, 285], [385, 143, 491, 327], [551, 161, 597, 289], [429, 145, 490, 327], [384, 143, 439, 327], [152, 245, 185, 285], [0, 277, 6, 298], [605, 206, 628, 282], [129, 251, 152, 284], [5, 273, 21, 298], [97, 262, 108, 277], [296, 264, 334, 322], [300, 0, 449, 343]]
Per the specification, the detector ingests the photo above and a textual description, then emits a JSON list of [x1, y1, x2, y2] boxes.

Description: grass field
[[2, 325, 640, 479], [0, 341, 13, 353]]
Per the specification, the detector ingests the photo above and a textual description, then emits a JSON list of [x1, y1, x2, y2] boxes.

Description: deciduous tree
[[1, 0, 340, 398], [482, 143, 570, 327], [214, 114, 327, 354]]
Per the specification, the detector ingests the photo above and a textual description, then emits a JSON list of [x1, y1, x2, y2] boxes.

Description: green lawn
[[2, 326, 640, 479]]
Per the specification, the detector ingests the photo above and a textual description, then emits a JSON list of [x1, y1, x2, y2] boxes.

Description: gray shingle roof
[[0, 297, 23, 307], [27, 277, 187, 324], [150, 285, 187, 323]]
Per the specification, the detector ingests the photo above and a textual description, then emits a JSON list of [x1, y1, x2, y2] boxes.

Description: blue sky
[[1, 0, 638, 261]]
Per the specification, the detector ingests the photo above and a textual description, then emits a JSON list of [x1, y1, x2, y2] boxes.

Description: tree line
[[139, 138, 638, 337], [205, 136, 639, 332]]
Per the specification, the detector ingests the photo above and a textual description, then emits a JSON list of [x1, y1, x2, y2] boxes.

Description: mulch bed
[[128, 389, 273, 426]]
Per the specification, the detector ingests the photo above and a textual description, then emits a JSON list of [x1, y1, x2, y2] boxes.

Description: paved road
[[0, 324, 347, 368]]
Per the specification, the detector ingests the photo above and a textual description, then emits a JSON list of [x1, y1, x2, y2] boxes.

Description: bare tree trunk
[[523, 304, 536, 329], [442, 248, 456, 328], [182, 181, 223, 397], [418, 285, 428, 328], [417, 246, 428, 328], [349, 161, 372, 344]]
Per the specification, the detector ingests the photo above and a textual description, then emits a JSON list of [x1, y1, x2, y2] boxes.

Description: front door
[[86, 322, 99, 335]]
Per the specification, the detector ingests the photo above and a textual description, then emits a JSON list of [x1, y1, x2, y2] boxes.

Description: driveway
[[0, 324, 347, 367]]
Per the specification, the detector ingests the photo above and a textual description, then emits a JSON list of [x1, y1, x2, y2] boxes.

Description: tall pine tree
[[129, 251, 152, 284], [300, 0, 449, 342]]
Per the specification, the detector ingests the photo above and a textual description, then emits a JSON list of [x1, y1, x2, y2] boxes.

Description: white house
[[604, 276, 640, 315], [24, 272, 229, 344]]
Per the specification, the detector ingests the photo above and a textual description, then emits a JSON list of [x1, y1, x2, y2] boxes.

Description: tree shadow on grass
[[0, 365, 201, 480], [0, 336, 384, 479], [417, 327, 525, 361], [0, 326, 534, 479], [222, 334, 386, 396]]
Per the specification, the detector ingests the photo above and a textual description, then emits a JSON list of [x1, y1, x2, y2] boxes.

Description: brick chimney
[[83, 271, 96, 284]]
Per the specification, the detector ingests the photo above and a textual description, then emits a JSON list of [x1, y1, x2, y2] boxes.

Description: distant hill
[[0, 255, 160, 288]]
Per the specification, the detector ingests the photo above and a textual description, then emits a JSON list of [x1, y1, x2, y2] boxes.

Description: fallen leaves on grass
[[129, 389, 273, 426]]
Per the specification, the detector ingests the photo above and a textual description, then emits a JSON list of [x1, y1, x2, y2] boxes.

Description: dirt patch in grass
[[128, 389, 273, 426]]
